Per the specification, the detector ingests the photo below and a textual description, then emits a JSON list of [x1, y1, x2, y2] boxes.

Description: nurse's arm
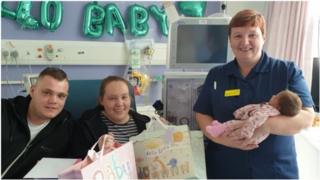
[[264, 107, 314, 135], [195, 112, 258, 150], [195, 112, 217, 139]]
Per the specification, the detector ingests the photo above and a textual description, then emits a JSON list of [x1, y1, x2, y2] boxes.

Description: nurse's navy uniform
[[194, 51, 314, 178]]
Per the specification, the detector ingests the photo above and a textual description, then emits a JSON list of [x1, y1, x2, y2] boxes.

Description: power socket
[[2, 49, 9, 58], [23, 73, 39, 94], [10, 50, 19, 59]]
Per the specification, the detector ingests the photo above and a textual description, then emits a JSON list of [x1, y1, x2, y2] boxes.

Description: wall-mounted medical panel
[[1, 40, 167, 65]]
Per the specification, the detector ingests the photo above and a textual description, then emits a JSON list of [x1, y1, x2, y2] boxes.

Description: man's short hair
[[38, 67, 68, 81]]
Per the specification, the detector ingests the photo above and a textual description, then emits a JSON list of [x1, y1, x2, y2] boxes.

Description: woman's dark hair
[[99, 76, 129, 97]]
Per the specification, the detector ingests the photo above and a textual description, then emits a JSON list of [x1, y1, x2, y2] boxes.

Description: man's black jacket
[[1, 96, 74, 178]]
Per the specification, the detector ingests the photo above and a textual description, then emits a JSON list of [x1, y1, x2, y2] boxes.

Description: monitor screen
[[311, 57, 319, 112], [177, 25, 228, 64], [168, 17, 233, 69]]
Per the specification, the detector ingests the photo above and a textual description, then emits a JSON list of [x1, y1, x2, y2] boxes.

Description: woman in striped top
[[71, 76, 150, 158]]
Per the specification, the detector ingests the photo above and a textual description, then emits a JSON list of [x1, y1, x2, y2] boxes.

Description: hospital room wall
[[1, 1, 267, 105]]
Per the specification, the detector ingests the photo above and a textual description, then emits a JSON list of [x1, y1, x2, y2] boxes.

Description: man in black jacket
[[1, 67, 74, 179]]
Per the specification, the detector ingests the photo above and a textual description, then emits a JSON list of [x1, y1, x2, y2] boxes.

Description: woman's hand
[[216, 131, 259, 150], [224, 119, 255, 139], [98, 133, 118, 154], [219, 119, 270, 150], [195, 113, 259, 150], [241, 123, 270, 148], [212, 120, 258, 150]]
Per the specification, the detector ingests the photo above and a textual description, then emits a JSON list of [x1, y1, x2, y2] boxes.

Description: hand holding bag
[[58, 135, 137, 179]]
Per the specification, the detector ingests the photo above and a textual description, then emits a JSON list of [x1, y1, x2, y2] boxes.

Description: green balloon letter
[[16, 1, 39, 29], [149, 5, 168, 36], [128, 4, 149, 37], [1, 2, 16, 20], [41, 1, 63, 32], [105, 3, 126, 35], [83, 2, 105, 38]]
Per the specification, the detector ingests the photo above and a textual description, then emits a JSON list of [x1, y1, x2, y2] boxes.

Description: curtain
[[264, 1, 315, 87]]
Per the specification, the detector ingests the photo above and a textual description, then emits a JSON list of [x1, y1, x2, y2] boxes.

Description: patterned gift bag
[[58, 139, 137, 179], [130, 117, 206, 179]]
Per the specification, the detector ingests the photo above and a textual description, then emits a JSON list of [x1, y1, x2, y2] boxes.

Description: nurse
[[193, 9, 315, 178]]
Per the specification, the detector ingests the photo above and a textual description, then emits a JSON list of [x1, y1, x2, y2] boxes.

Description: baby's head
[[269, 90, 302, 116]]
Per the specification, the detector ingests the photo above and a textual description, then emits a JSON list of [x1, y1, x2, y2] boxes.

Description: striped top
[[100, 111, 139, 144]]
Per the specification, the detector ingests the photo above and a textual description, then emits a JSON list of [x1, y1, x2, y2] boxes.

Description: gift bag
[[130, 117, 206, 179], [58, 138, 137, 179]]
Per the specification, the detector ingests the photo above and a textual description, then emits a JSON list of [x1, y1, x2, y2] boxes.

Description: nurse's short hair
[[228, 9, 266, 38], [38, 67, 68, 82], [278, 90, 302, 116]]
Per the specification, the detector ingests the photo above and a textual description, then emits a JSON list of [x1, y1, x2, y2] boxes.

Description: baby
[[206, 90, 302, 138]]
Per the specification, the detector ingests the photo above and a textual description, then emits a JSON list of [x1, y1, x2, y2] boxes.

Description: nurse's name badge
[[224, 89, 240, 97]]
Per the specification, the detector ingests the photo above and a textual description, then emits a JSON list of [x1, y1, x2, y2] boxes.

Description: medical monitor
[[168, 17, 233, 69], [163, 72, 208, 130]]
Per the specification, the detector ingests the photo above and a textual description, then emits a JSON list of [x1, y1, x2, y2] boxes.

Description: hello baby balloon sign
[[1, 1, 207, 38]]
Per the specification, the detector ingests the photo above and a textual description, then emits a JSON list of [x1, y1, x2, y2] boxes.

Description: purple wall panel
[[1, 1, 221, 104]]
